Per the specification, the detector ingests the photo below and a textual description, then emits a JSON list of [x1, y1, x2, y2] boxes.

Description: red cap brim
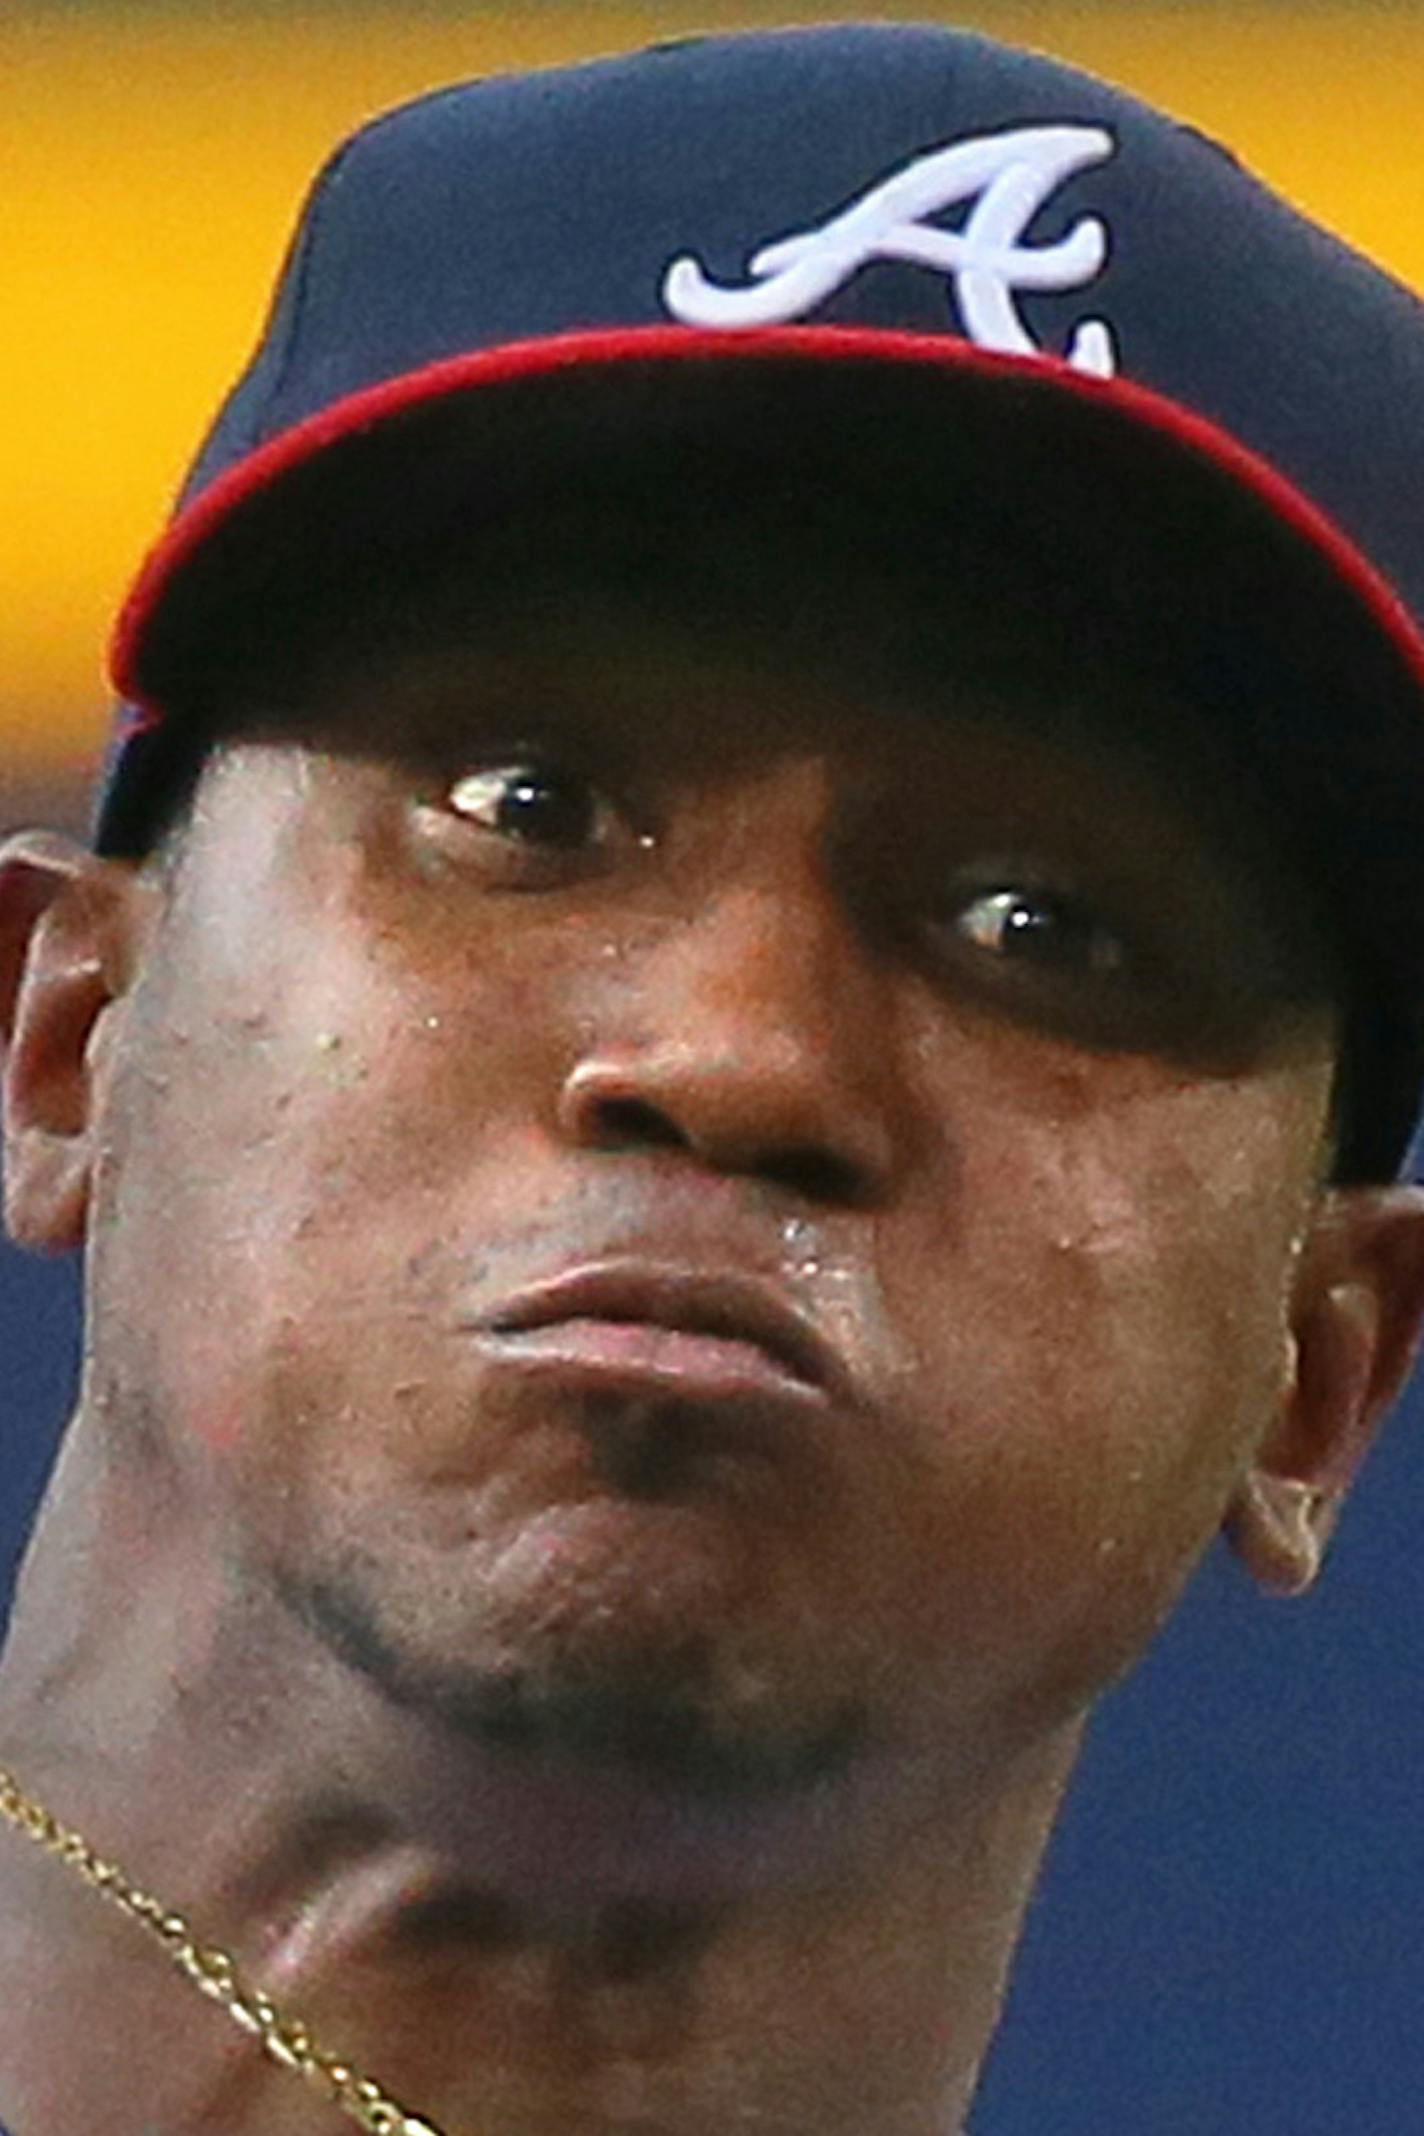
[[110, 323, 1424, 730]]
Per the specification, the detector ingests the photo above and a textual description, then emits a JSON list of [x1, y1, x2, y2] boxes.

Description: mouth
[[468, 1261, 848, 1410]]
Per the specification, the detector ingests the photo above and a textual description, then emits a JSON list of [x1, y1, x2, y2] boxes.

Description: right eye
[[409, 752, 647, 889], [445, 762, 611, 849]]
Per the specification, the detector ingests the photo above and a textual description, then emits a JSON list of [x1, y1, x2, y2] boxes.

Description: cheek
[[876, 1062, 1317, 1724], [91, 879, 571, 1488]]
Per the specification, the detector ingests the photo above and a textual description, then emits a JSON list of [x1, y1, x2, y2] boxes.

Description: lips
[[470, 1263, 849, 1407]]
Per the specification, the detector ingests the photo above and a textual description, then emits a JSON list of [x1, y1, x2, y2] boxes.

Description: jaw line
[[281, 1566, 867, 1807]]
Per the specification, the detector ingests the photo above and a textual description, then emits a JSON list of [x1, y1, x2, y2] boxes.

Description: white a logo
[[663, 125, 1118, 377]]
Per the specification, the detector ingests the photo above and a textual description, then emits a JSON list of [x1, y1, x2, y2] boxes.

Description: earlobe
[[1229, 1469, 1337, 1598], [1227, 1195, 1424, 1596], [0, 831, 154, 1253]]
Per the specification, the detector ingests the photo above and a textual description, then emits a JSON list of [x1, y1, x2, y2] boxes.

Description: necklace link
[[0, 1765, 448, 2136]]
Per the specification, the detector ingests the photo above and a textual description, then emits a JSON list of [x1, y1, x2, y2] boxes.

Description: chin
[[275, 1556, 876, 1903], [276, 1523, 862, 1796]]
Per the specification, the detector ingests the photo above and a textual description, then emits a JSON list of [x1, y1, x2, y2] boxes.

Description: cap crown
[[181, 21, 1424, 634]]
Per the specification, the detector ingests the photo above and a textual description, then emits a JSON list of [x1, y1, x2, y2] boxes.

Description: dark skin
[[2, 586, 1424, 2136]]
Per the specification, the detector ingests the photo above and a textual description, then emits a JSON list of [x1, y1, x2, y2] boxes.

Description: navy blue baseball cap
[[97, 22, 1424, 1178]]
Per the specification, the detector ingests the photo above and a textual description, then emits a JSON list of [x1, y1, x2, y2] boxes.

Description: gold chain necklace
[[0, 1764, 446, 2136]]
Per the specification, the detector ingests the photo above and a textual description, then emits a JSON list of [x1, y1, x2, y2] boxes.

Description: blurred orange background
[[6, 1, 1424, 804]]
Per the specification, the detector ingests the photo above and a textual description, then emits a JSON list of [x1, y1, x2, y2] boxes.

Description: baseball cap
[[97, 21, 1424, 1179]]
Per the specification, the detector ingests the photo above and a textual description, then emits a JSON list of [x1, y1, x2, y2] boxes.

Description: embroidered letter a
[[663, 125, 1118, 377]]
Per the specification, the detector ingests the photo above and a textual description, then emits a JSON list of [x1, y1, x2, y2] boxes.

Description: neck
[[0, 1422, 1081, 2136]]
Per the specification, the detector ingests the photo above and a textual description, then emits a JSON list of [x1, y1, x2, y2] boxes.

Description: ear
[[1226, 1186, 1424, 1596], [0, 830, 158, 1254]]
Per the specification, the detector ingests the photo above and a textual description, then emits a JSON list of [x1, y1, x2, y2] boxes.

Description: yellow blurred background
[[6, 1, 1424, 805]]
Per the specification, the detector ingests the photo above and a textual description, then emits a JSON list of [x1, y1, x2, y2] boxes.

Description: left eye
[[446, 763, 610, 848], [951, 885, 1128, 976]]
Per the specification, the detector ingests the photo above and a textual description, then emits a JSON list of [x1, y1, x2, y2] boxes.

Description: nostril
[[582, 1098, 869, 1203], [593, 1096, 690, 1151], [561, 1063, 883, 1205], [760, 1146, 866, 1206]]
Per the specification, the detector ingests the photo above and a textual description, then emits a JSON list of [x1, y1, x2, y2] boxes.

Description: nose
[[556, 876, 898, 1208]]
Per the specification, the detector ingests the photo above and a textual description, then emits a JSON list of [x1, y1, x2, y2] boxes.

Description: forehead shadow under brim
[[111, 356, 1424, 1182]]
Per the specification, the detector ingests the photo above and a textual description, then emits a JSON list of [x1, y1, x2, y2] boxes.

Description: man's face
[[88, 558, 1338, 1876]]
